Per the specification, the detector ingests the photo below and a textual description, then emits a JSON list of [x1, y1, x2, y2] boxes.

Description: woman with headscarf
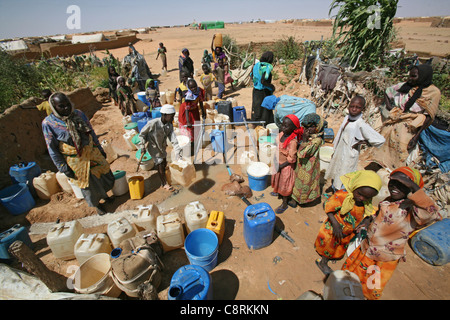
[[342, 166, 441, 300], [315, 170, 382, 275], [107, 66, 119, 106], [178, 48, 194, 82], [290, 113, 326, 207], [364, 64, 441, 170], [251, 51, 275, 126], [117, 76, 136, 116], [270, 114, 303, 214], [42, 93, 114, 215]]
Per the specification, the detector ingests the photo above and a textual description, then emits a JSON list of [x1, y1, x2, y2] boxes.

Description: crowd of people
[[38, 35, 444, 300]]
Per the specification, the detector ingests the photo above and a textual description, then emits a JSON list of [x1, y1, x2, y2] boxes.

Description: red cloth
[[282, 114, 304, 149]]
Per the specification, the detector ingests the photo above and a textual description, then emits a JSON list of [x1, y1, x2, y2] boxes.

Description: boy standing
[[139, 104, 183, 192], [325, 96, 385, 191]]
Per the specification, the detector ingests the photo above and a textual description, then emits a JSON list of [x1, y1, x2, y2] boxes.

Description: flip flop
[[288, 199, 298, 208], [275, 205, 288, 214], [270, 192, 279, 197]]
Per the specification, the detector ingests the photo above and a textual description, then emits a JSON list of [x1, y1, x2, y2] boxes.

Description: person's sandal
[[275, 205, 288, 214], [96, 204, 107, 216], [270, 192, 279, 197]]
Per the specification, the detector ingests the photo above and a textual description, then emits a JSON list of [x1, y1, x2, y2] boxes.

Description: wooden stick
[[8, 240, 71, 293]]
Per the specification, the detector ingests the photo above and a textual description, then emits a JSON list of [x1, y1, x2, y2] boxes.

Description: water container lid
[[136, 149, 152, 162], [124, 122, 138, 130], [132, 134, 141, 145], [247, 162, 270, 177], [113, 170, 126, 179], [137, 92, 146, 97]]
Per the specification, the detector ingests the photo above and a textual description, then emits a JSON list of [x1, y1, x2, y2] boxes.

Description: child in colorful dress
[[156, 42, 167, 72], [315, 170, 382, 275], [342, 166, 441, 300], [178, 79, 206, 143], [270, 114, 303, 214], [145, 79, 161, 109]]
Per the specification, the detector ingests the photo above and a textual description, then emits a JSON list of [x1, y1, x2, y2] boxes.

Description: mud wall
[[39, 35, 138, 58], [0, 87, 103, 189]]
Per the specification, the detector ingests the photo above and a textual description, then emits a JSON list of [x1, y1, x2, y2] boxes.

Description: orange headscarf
[[390, 166, 424, 188]]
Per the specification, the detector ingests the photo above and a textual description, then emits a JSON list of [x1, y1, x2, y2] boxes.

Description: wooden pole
[[8, 240, 71, 293]]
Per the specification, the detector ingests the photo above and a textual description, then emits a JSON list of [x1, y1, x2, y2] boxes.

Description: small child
[[271, 114, 303, 214], [145, 79, 161, 109], [315, 170, 382, 275], [201, 50, 213, 68], [156, 43, 167, 72], [117, 76, 137, 116], [213, 58, 225, 99], [36, 89, 53, 115], [342, 166, 442, 300], [325, 95, 385, 192], [174, 71, 189, 103], [199, 64, 215, 101]]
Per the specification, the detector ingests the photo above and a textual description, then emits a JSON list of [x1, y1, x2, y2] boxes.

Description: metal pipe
[[182, 120, 265, 127]]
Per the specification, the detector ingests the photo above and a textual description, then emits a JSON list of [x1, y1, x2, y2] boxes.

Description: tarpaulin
[[419, 124, 450, 173], [274, 95, 316, 128]]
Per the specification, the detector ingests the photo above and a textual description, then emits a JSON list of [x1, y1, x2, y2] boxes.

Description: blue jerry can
[[411, 218, 450, 266], [0, 224, 33, 260], [243, 203, 276, 250], [168, 265, 213, 300]]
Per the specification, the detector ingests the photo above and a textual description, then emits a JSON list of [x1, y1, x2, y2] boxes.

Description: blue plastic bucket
[[247, 162, 270, 191], [184, 228, 219, 272], [0, 183, 35, 215], [168, 265, 213, 300], [137, 92, 150, 107], [131, 112, 147, 123], [9, 162, 41, 184]]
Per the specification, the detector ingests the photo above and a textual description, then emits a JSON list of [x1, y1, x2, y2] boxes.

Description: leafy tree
[[329, 0, 399, 71]]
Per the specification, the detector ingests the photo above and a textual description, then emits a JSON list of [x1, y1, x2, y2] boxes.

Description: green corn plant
[[329, 0, 398, 71]]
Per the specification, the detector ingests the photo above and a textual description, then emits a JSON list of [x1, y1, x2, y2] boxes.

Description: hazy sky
[[1, 0, 449, 39]]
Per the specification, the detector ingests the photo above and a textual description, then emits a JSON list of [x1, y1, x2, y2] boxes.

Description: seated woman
[[42, 92, 114, 215], [364, 64, 441, 170]]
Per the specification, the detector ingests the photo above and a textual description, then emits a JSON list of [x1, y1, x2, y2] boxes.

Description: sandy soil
[[4, 20, 450, 300]]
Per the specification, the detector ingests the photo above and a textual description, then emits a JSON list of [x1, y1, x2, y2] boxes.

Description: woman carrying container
[[42, 92, 114, 215], [342, 166, 441, 300]]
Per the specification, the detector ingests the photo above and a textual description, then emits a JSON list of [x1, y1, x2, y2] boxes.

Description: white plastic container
[[33, 171, 61, 200], [184, 201, 208, 233], [319, 146, 334, 172], [73, 253, 122, 298], [122, 115, 132, 125], [74, 233, 113, 265], [323, 270, 365, 300], [134, 205, 161, 232], [68, 180, 84, 199], [169, 158, 196, 186], [123, 130, 138, 151], [239, 150, 258, 177], [101, 140, 118, 164], [112, 171, 128, 196], [107, 217, 136, 248], [166, 90, 175, 104], [157, 212, 185, 252], [56, 171, 74, 194], [159, 91, 167, 105], [46, 220, 84, 260], [258, 143, 277, 167]]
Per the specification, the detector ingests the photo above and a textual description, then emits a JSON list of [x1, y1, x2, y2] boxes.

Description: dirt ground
[[4, 20, 450, 300]]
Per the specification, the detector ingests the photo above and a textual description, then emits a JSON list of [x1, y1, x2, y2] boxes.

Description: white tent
[[71, 33, 105, 44], [0, 40, 28, 52]]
